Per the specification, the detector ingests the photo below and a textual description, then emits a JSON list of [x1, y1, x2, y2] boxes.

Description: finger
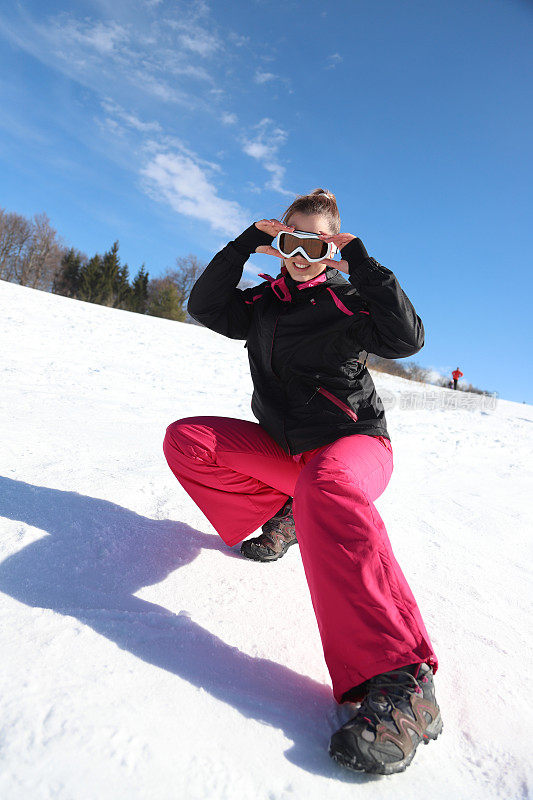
[[322, 257, 349, 273], [268, 246, 284, 258], [274, 221, 295, 231], [256, 245, 284, 258], [334, 259, 350, 274]]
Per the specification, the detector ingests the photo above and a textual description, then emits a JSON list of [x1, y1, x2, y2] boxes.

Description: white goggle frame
[[272, 229, 338, 263]]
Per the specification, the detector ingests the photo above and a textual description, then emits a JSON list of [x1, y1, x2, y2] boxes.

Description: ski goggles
[[272, 230, 338, 263]]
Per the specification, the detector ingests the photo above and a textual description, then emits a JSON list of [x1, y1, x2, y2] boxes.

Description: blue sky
[[1, 0, 532, 403]]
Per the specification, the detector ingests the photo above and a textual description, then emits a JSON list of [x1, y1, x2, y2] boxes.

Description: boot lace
[[262, 499, 294, 540], [360, 669, 421, 729]]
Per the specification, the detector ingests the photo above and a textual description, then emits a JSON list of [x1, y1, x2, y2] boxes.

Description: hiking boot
[[240, 498, 297, 562], [329, 663, 442, 775]]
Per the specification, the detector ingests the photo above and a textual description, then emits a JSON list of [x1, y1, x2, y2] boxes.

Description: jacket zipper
[[316, 386, 358, 422], [269, 314, 290, 450], [269, 314, 281, 376]]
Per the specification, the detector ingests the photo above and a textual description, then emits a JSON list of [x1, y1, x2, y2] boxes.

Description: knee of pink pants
[[292, 437, 392, 557], [294, 434, 393, 510], [164, 418, 215, 463], [162, 416, 296, 546]]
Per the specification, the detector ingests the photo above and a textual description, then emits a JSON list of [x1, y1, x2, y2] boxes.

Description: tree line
[[0, 207, 203, 321]]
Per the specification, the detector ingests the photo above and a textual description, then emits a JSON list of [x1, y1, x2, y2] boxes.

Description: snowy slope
[[0, 278, 532, 800]]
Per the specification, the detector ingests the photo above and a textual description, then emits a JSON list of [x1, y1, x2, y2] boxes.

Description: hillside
[[0, 279, 531, 800]]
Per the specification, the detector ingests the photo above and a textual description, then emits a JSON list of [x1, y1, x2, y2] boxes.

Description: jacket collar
[[259, 266, 347, 303]]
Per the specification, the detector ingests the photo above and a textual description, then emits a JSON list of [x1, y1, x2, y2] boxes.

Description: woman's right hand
[[254, 219, 294, 256], [254, 219, 294, 238]]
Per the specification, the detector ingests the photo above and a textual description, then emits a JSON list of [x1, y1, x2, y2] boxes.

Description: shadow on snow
[[0, 477, 375, 782]]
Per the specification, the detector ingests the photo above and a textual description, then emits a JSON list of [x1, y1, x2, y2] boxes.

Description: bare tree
[[366, 354, 409, 378], [0, 209, 64, 290], [16, 213, 64, 290], [166, 254, 203, 299], [404, 362, 430, 383], [160, 253, 205, 323], [0, 209, 32, 282]]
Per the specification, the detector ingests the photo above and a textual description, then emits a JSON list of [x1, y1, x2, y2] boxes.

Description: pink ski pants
[[163, 416, 438, 702]]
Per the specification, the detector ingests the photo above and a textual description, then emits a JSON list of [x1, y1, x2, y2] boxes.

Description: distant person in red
[[452, 367, 463, 390]]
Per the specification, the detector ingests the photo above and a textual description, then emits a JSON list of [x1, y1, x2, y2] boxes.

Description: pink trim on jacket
[[326, 287, 354, 316], [317, 386, 358, 421], [297, 273, 328, 290], [258, 273, 291, 303]]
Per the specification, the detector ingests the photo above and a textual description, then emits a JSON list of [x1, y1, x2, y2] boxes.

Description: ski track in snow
[[0, 279, 532, 800]]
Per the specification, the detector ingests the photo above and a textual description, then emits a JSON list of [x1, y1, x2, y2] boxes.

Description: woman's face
[[282, 212, 335, 283]]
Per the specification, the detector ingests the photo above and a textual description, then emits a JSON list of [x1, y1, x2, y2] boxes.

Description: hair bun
[[281, 187, 341, 234], [311, 187, 336, 201]]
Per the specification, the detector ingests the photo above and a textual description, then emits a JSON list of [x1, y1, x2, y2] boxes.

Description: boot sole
[[329, 713, 443, 775], [240, 538, 298, 562]]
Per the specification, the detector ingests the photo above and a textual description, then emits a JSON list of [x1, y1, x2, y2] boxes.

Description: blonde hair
[[281, 188, 341, 234]]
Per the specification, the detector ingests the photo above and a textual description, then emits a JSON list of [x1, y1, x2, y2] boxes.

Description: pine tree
[[78, 254, 105, 303], [96, 241, 134, 309], [130, 265, 149, 313], [114, 262, 131, 309], [100, 241, 121, 306], [52, 248, 84, 298]]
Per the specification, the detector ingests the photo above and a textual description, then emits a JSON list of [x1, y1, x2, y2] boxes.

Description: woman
[[163, 189, 442, 775]]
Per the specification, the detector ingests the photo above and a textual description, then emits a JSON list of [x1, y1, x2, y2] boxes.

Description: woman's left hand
[[316, 232, 357, 274]]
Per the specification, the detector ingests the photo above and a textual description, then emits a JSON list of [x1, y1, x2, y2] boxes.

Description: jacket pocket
[[317, 386, 358, 422]]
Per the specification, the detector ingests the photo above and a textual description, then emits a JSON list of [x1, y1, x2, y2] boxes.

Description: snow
[[1, 278, 532, 800]]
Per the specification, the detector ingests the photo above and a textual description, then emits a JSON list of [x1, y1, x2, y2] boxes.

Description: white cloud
[[0, 5, 294, 226], [241, 118, 292, 197], [254, 70, 276, 84], [245, 181, 262, 195], [101, 99, 162, 133], [165, 3, 221, 58], [0, 9, 220, 111], [227, 31, 249, 47], [61, 19, 128, 55], [173, 63, 213, 81], [221, 112, 238, 125], [326, 53, 343, 69], [141, 150, 250, 236], [128, 70, 190, 104], [178, 29, 220, 57], [0, 5, 285, 122]]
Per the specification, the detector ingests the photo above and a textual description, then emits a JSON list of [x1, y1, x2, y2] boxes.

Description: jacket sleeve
[[187, 223, 274, 339], [341, 237, 425, 359]]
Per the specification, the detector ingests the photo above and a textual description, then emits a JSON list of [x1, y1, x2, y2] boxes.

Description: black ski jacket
[[188, 224, 424, 455]]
